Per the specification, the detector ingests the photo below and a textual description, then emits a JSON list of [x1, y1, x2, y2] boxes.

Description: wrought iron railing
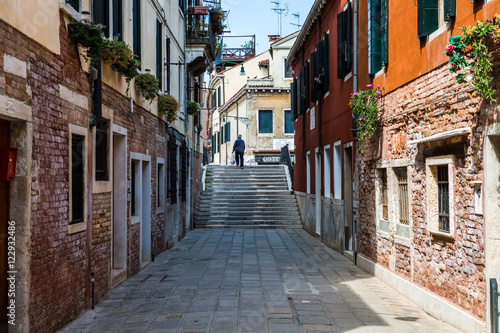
[[187, 13, 216, 58]]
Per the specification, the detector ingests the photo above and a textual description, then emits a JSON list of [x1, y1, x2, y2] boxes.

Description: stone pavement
[[59, 229, 461, 333]]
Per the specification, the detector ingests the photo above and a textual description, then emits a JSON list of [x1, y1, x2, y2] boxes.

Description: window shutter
[[300, 66, 307, 114], [168, 140, 178, 204], [322, 33, 330, 94], [113, 0, 123, 40], [417, 0, 438, 39], [221, 125, 224, 144], [310, 51, 318, 103], [381, 0, 388, 65], [156, 20, 163, 90], [291, 80, 297, 120], [67, 0, 79, 11], [296, 71, 302, 115], [305, 61, 310, 107], [133, 0, 141, 63], [226, 122, 231, 142], [180, 144, 187, 202], [218, 86, 221, 107], [337, 10, 345, 78], [368, 0, 382, 74], [444, 0, 455, 22], [344, 3, 352, 76], [166, 38, 171, 92], [94, 0, 110, 38]]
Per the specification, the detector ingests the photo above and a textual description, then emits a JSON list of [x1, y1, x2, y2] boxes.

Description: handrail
[[279, 144, 294, 191]]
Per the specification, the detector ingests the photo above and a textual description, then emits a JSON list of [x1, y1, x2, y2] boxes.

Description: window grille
[[396, 167, 409, 225], [381, 169, 388, 220], [438, 165, 450, 232], [95, 120, 108, 181], [71, 135, 84, 223]]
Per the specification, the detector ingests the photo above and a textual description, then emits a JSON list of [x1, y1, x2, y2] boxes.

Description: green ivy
[[446, 15, 500, 104], [158, 94, 179, 123], [350, 85, 383, 153], [187, 100, 201, 115]]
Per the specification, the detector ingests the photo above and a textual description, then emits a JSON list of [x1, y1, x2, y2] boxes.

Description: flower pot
[[67, 22, 97, 48]]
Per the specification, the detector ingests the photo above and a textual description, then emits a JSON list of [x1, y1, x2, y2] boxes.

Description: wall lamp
[[221, 61, 246, 76]]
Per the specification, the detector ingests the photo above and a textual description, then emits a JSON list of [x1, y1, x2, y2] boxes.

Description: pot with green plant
[[186, 101, 201, 115], [349, 84, 383, 153], [134, 73, 160, 101], [445, 14, 500, 104], [158, 94, 179, 123], [68, 19, 105, 66], [101, 39, 141, 80]]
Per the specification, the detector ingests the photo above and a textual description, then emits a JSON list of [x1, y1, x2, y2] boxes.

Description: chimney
[[268, 35, 280, 42]]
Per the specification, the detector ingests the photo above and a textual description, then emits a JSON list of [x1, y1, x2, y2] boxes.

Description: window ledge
[[131, 215, 141, 225], [407, 128, 471, 146], [93, 180, 112, 193], [258, 133, 274, 137], [394, 235, 410, 247], [430, 230, 455, 241], [156, 206, 165, 215], [68, 221, 86, 234], [60, 1, 83, 21], [344, 71, 352, 82], [374, 67, 385, 79], [377, 230, 390, 240], [427, 22, 449, 44]]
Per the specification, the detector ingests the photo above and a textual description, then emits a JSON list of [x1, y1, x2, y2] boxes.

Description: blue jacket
[[232, 138, 245, 153]]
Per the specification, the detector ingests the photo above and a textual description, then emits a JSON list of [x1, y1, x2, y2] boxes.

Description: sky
[[221, 0, 316, 54]]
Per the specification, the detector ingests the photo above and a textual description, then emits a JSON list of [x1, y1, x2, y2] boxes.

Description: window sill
[[430, 230, 455, 241], [68, 221, 86, 234], [93, 180, 112, 193], [258, 133, 274, 137], [131, 215, 141, 225], [59, 1, 83, 21], [344, 71, 352, 82], [156, 206, 165, 215], [426, 22, 449, 44], [377, 230, 390, 240], [394, 235, 410, 247]]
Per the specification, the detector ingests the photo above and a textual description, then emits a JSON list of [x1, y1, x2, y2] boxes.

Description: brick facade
[[357, 58, 494, 320], [0, 11, 197, 332]]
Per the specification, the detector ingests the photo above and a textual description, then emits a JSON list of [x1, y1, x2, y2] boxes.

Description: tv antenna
[[291, 12, 301, 30], [271, 1, 289, 37]]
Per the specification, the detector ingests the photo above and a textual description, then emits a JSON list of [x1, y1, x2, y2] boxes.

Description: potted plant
[[186, 100, 201, 115], [101, 39, 141, 81], [445, 14, 500, 104], [349, 84, 384, 153], [67, 19, 105, 66], [158, 94, 179, 123], [135, 73, 160, 101]]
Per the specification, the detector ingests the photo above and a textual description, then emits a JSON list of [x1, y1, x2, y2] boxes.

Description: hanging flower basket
[[186, 101, 201, 115], [68, 20, 105, 66], [135, 73, 160, 101], [158, 94, 179, 123], [101, 39, 140, 82]]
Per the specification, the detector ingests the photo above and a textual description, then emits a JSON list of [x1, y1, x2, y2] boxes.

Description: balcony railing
[[187, 12, 216, 58], [222, 48, 255, 62]]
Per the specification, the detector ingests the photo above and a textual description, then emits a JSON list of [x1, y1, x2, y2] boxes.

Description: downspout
[[130, 0, 134, 123], [301, 47, 306, 160], [317, 19, 322, 155], [352, 0, 359, 265], [183, 1, 191, 232]]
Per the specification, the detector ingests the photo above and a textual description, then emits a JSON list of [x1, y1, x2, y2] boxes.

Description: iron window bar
[[438, 165, 450, 233]]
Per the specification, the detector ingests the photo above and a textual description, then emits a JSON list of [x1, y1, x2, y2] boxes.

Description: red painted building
[[288, 0, 357, 254]]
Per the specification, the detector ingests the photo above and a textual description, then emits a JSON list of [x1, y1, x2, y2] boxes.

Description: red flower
[[446, 44, 454, 54]]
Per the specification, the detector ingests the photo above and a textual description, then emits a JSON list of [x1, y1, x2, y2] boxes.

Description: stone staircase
[[195, 165, 303, 229]]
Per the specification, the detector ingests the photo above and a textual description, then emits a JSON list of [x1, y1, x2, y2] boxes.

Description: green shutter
[[337, 10, 345, 78], [291, 80, 297, 120], [310, 51, 318, 103], [156, 20, 163, 89], [226, 122, 231, 142], [418, 0, 439, 39], [369, 0, 382, 74], [381, 0, 388, 65], [296, 71, 302, 115], [218, 86, 221, 107], [113, 0, 123, 40], [344, 3, 352, 76], [444, 0, 455, 22], [300, 66, 307, 114], [322, 33, 330, 94], [133, 0, 141, 62]]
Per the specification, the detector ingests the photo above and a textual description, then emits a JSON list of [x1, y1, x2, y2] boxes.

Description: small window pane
[[284, 110, 293, 134], [259, 110, 273, 134], [438, 165, 450, 232]]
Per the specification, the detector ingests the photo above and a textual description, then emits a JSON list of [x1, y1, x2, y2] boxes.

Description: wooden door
[[0, 120, 10, 332]]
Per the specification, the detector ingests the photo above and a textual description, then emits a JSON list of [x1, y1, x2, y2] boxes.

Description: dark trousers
[[235, 150, 244, 167]]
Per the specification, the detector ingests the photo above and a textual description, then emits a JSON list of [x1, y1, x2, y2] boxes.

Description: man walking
[[232, 134, 245, 169]]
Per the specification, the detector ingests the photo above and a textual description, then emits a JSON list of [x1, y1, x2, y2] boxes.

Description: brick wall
[[91, 192, 111, 302], [358, 60, 489, 319]]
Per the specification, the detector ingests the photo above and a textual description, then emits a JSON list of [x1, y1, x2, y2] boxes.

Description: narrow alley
[[60, 229, 460, 333]]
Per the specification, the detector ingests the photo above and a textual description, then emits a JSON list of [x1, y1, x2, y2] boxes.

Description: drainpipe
[[301, 47, 306, 160], [89, 60, 102, 128], [353, 0, 359, 265], [183, 1, 191, 232]]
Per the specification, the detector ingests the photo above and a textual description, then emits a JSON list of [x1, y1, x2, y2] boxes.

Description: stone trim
[[407, 128, 472, 146], [356, 254, 484, 333], [68, 124, 88, 228]]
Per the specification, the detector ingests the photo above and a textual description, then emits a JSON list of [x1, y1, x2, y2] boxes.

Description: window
[[95, 119, 109, 181], [426, 155, 455, 237], [284, 110, 293, 134], [437, 165, 449, 232], [396, 167, 409, 225], [179, 0, 186, 12], [71, 134, 85, 223], [368, 0, 388, 74], [381, 169, 388, 220], [258, 110, 273, 134], [315, 34, 329, 93], [324, 146, 331, 198], [224, 122, 231, 143], [131, 160, 139, 215], [113, 0, 123, 40], [168, 140, 178, 204], [156, 20, 163, 90], [67, 0, 79, 12], [157, 160, 165, 208], [337, 2, 352, 78], [310, 106, 315, 131], [417, 0, 455, 39], [133, 0, 141, 62], [333, 141, 341, 199], [94, 0, 110, 37], [166, 38, 171, 93], [284, 58, 293, 78]]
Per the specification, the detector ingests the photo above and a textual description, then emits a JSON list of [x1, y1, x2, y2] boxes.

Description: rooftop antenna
[[271, 1, 289, 36], [291, 12, 301, 30]]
